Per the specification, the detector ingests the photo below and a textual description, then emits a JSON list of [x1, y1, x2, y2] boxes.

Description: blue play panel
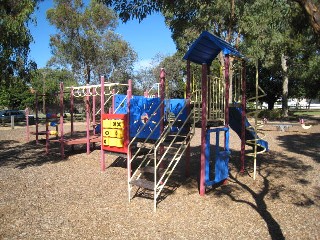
[[113, 94, 189, 140]]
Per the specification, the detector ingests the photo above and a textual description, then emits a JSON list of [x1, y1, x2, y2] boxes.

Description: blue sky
[[29, 0, 177, 70]]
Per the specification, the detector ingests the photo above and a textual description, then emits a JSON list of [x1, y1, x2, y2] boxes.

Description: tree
[[31, 68, 77, 112], [101, 0, 319, 115], [0, 76, 34, 109], [0, 0, 38, 85], [156, 53, 186, 98], [292, 0, 320, 38], [47, 0, 137, 85]]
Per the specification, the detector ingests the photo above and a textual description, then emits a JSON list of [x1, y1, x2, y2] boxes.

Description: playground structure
[[98, 31, 270, 211], [26, 81, 128, 158], [25, 31, 272, 211]]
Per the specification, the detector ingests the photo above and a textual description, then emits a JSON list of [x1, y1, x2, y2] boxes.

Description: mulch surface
[[0, 119, 319, 240]]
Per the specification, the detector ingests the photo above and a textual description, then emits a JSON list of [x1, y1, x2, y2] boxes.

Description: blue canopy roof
[[183, 31, 243, 65]]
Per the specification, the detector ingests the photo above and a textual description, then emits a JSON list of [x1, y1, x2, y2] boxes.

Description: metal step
[[130, 179, 154, 191], [139, 166, 166, 175]]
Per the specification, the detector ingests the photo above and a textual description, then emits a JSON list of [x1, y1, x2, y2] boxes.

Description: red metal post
[[25, 108, 29, 142], [224, 55, 230, 128], [240, 60, 247, 172], [86, 85, 90, 155], [35, 93, 39, 144], [93, 87, 96, 134], [60, 82, 65, 158], [112, 89, 115, 113], [127, 79, 132, 178], [100, 76, 106, 171], [160, 68, 166, 161], [185, 60, 191, 178], [46, 107, 49, 155], [200, 63, 208, 196], [70, 87, 74, 136]]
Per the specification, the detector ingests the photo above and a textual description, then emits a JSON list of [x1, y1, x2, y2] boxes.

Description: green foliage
[[30, 68, 77, 112], [47, 0, 137, 84], [257, 109, 283, 120], [101, 0, 320, 107], [0, 76, 34, 109], [0, 0, 38, 84], [157, 52, 186, 98]]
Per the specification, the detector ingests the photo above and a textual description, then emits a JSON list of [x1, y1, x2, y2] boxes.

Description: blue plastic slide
[[229, 107, 269, 152]]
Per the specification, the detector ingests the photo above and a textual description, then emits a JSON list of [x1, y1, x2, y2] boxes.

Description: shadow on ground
[[183, 140, 318, 240], [276, 132, 320, 163], [0, 139, 98, 169]]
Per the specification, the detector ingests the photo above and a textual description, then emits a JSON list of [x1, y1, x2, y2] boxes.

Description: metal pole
[[93, 87, 96, 134], [224, 55, 230, 127], [185, 60, 191, 178], [25, 108, 29, 142], [240, 60, 246, 173], [200, 63, 208, 196], [100, 76, 106, 171], [159, 68, 166, 165], [86, 85, 90, 155], [60, 82, 65, 158], [35, 93, 39, 144], [71, 87, 74, 136]]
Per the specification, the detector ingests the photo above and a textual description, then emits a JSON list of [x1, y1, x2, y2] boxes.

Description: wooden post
[[200, 63, 208, 196], [10, 115, 14, 129]]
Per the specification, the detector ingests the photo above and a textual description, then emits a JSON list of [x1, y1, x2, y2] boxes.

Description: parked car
[[0, 110, 26, 123]]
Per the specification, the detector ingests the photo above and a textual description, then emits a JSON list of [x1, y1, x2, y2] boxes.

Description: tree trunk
[[86, 65, 91, 84], [293, 0, 320, 37], [267, 101, 275, 110], [281, 53, 289, 118]]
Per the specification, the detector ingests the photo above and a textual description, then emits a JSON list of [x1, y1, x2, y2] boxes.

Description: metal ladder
[[127, 97, 197, 211]]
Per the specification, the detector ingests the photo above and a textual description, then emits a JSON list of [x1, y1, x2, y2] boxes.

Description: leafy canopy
[[47, 0, 137, 84]]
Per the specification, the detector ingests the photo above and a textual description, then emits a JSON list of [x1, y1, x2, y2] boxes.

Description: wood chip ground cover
[[0, 120, 319, 239]]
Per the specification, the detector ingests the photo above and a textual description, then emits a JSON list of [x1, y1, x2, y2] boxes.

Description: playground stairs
[[127, 98, 196, 211]]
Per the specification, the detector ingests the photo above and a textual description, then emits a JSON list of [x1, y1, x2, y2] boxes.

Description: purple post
[[224, 55, 230, 128], [100, 76, 106, 171], [25, 108, 29, 142], [60, 82, 65, 158], [35, 93, 39, 144], [86, 85, 90, 154], [93, 87, 96, 134], [71, 87, 74, 136], [112, 89, 115, 113], [200, 63, 208, 196], [46, 108, 49, 155], [160, 68, 166, 161], [127, 79, 132, 178]]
